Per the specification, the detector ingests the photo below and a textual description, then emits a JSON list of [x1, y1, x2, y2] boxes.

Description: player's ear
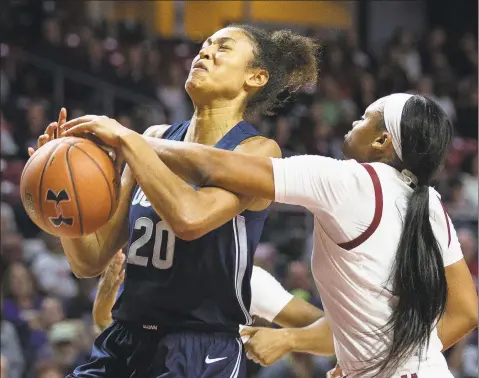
[[371, 131, 392, 153], [245, 67, 269, 90]]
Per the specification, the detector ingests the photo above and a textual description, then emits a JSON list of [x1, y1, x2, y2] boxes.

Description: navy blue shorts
[[67, 321, 246, 378]]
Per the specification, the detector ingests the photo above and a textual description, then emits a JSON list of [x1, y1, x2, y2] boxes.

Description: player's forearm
[[60, 173, 133, 278], [145, 137, 275, 200], [273, 298, 325, 328], [92, 291, 115, 330], [60, 236, 105, 278], [120, 132, 209, 239], [437, 310, 478, 351], [286, 317, 335, 356]]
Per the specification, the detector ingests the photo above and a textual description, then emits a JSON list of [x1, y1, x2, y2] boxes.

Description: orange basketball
[[20, 137, 119, 238]]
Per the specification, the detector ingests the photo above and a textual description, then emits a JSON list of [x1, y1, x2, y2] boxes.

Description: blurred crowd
[[1, 8, 477, 378]]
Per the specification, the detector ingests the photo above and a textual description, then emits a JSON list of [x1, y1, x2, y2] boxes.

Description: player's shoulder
[[143, 124, 171, 139], [237, 136, 282, 158]]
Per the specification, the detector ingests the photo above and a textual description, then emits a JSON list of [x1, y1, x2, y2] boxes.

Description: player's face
[[185, 28, 258, 104], [342, 99, 387, 162]]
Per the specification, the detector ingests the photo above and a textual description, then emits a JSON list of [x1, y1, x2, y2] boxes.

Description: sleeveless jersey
[[112, 120, 270, 334]]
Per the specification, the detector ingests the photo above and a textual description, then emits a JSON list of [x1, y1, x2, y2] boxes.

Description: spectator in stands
[[33, 360, 64, 378], [284, 261, 317, 305], [0, 355, 8, 378], [30, 233, 79, 300], [445, 178, 478, 222], [2, 262, 48, 361], [1, 315, 25, 378], [457, 228, 478, 286], [461, 154, 478, 208]]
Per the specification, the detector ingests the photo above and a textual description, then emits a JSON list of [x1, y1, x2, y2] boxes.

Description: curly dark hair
[[230, 25, 320, 118]]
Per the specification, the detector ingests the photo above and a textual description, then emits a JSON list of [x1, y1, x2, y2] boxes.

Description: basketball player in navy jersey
[[34, 25, 319, 377]]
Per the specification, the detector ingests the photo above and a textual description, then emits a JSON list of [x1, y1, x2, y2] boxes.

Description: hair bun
[[271, 30, 319, 91]]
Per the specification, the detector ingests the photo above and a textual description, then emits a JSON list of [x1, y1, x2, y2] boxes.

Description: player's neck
[[186, 105, 244, 145]]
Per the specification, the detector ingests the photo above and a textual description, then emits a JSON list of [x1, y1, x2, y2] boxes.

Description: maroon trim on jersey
[[338, 163, 383, 251], [438, 198, 451, 247]]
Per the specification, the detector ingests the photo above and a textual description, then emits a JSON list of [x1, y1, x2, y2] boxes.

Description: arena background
[[1, 1, 477, 377]]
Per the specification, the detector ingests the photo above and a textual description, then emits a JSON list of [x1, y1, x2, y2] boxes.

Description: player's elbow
[[71, 263, 105, 279], [170, 215, 207, 241]]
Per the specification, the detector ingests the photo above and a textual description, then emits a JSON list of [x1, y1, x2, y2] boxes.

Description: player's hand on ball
[[240, 326, 293, 366], [61, 115, 133, 148], [28, 107, 67, 156]]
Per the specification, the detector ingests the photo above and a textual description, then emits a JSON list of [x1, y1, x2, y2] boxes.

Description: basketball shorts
[[67, 320, 246, 378]]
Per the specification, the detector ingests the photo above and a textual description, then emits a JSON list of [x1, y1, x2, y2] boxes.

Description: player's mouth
[[192, 61, 208, 71]]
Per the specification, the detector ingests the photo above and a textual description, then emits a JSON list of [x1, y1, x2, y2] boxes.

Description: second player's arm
[[145, 138, 277, 200], [119, 132, 281, 241]]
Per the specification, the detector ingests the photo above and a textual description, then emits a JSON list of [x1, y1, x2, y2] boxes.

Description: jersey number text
[[127, 217, 175, 269]]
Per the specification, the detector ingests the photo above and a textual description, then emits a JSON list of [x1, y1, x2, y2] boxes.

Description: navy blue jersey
[[112, 121, 269, 334]]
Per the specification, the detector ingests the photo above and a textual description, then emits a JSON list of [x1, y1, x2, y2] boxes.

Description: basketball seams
[[66, 145, 85, 236], [38, 141, 65, 232], [70, 144, 115, 221], [24, 137, 115, 237]]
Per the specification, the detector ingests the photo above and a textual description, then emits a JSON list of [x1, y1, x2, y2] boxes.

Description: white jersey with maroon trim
[[271, 156, 463, 378]]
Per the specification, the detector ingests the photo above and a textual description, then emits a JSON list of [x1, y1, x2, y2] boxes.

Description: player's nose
[[199, 49, 211, 60]]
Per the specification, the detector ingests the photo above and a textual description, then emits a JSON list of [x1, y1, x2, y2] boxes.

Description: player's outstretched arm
[[241, 318, 334, 366], [61, 116, 281, 241], [146, 137, 277, 200], [146, 138, 357, 213], [244, 266, 335, 366]]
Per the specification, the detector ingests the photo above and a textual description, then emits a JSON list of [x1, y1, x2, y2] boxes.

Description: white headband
[[383, 93, 420, 187], [383, 93, 413, 161]]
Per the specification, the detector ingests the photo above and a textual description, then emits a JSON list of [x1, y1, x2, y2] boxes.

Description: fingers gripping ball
[[20, 137, 120, 237]]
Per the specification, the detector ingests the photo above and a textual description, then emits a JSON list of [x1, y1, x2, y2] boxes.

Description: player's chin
[[185, 76, 207, 93], [340, 140, 352, 160]]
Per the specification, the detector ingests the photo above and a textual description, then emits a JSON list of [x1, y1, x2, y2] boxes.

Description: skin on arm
[[241, 316, 335, 366], [144, 137, 276, 201], [272, 297, 325, 328], [60, 166, 133, 278], [92, 250, 125, 331], [28, 109, 134, 278], [119, 130, 281, 240], [436, 258, 478, 351]]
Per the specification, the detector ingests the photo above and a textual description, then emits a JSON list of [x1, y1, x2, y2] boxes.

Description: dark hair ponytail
[[229, 24, 320, 118], [367, 95, 452, 376]]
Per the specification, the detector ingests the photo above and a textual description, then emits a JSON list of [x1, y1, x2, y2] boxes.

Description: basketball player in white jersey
[[92, 93, 478, 377], [92, 250, 333, 349]]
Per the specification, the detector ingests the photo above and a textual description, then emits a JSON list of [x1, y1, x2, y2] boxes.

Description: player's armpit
[[272, 297, 324, 328], [437, 258, 478, 351]]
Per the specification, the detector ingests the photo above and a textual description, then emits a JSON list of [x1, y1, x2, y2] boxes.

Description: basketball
[[20, 137, 119, 238]]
